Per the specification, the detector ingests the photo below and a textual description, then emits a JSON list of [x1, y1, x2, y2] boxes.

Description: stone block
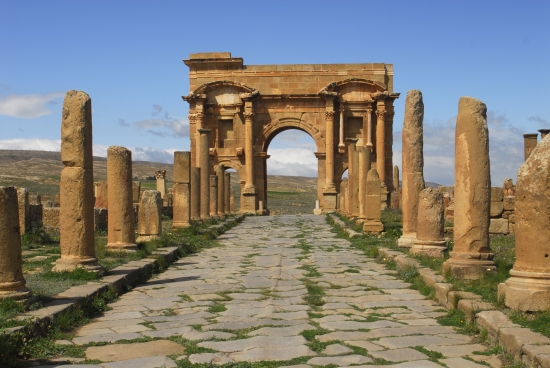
[[475, 310, 518, 342], [508, 213, 515, 223], [457, 299, 495, 322], [42, 207, 60, 230], [490, 187, 504, 202], [445, 291, 480, 309], [394, 255, 418, 271], [418, 268, 445, 287], [489, 218, 509, 234], [434, 283, 453, 306], [490, 202, 504, 217], [499, 327, 550, 356], [503, 196, 515, 211]]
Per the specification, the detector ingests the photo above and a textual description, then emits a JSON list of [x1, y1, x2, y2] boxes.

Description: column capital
[[155, 170, 166, 179], [243, 111, 254, 121], [376, 110, 387, 118], [345, 138, 359, 144], [319, 91, 338, 102], [198, 128, 211, 135], [325, 110, 335, 120]]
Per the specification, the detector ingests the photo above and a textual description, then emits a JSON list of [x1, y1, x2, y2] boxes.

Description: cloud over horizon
[[0, 92, 65, 119], [131, 104, 189, 138]]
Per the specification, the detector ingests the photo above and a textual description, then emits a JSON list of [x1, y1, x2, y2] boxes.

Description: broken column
[[172, 151, 191, 229], [209, 175, 218, 218], [539, 129, 550, 140], [499, 135, 550, 310], [155, 170, 167, 198], [132, 181, 141, 203], [392, 165, 400, 210], [0, 186, 32, 301], [54, 90, 102, 271], [136, 190, 162, 242], [398, 90, 425, 247], [523, 133, 538, 161], [410, 188, 446, 257], [225, 172, 231, 213], [198, 129, 211, 220], [216, 165, 225, 216], [16, 187, 29, 235], [442, 97, 495, 279], [106, 146, 137, 251], [190, 167, 201, 221], [363, 169, 384, 234]]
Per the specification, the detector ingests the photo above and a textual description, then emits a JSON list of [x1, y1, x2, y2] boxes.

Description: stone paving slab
[[59, 215, 500, 367]]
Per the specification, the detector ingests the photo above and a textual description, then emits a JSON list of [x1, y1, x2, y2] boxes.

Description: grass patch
[[436, 309, 479, 335], [302, 279, 325, 307], [207, 303, 227, 313], [412, 345, 443, 361]]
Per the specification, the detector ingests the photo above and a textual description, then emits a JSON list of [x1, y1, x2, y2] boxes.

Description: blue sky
[[1, 1, 548, 185]]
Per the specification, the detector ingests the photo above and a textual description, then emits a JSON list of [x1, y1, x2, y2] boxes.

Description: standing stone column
[[442, 97, 495, 279], [499, 136, 550, 310], [155, 170, 167, 198], [539, 129, 550, 140], [209, 175, 218, 218], [172, 151, 191, 229], [55, 90, 102, 271], [346, 138, 359, 217], [136, 190, 162, 242], [523, 133, 538, 161], [375, 108, 387, 183], [132, 181, 141, 203], [392, 166, 400, 210], [0, 187, 32, 300], [16, 188, 29, 235], [366, 105, 374, 149], [357, 147, 371, 223], [106, 146, 137, 251], [363, 169, 384, 234], [224, 172, 231, 214], [411, 188, 446, 257], [216, 165, 225, 216], [242, 110, 257, 213], [190, 167, 201, 221], [323, 106, 338, 211], [198, 129, 211, 220], [398, 90, 425, 248]]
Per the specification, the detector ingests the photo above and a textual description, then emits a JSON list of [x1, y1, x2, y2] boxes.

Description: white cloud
[[0, 138, 61, 151], [0, 92, 65, 119], [393, 111, 525, 186], [132, 104, 189, 138], [267, 147, 317, 177]]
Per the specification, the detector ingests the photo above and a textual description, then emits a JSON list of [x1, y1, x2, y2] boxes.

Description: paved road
[[48, 215, 501, 367]]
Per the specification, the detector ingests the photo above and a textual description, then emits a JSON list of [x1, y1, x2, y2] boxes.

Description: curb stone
[[330, 213, 550, 367], [0, 214, 245, 353]]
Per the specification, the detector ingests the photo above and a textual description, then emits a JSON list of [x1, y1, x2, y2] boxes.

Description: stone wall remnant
[[54, 90, 102, 272], [442, 97, 495, 279], [106, 146, 137, 251], [398, 90, 425, 247], [363, 169, 384, 234], [172, 151, 191, 229]]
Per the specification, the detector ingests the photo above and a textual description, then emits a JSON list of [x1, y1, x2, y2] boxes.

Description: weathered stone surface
[[85, 339, 184, 362], [230, 346, 317, 362], [106, 146, 137, 251], [61, 90, 93, 169], [101, 356, 177, 368], [209, 175, 218, 217], [0, 187, 31, 300], [198, 129, 211, 220], [411, 188, 446, 257], [399, 90, 425, 247], [443, 96, 495, 279], [370, 348, 428, 362], [137, 190, 162, 241], [503, 196, 515, 211], [490, 202, 504, 217], [307, 355, 372, 366], [363, 168, 384, 234], [500, 135, 550, 311], [489, 218, 508, 234], [191, 167, 201, 221], [499, 327, 550, 356], [440, 357, 489, 368], [321, 343, 353, 355], [188, 353, 235, 365]]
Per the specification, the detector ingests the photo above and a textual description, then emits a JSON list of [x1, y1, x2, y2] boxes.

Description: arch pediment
[[320, 78, 387, 102], [192, 80, 258, 106]]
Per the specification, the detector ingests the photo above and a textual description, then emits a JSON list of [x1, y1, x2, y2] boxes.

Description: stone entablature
[[183, 52, 399, 213]]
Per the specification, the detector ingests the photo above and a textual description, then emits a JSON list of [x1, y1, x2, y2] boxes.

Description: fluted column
[[198, 129, 211, 220], [324, 109, 336, 191], [338, 105, 345, 153], [376, 109, 387, 183]]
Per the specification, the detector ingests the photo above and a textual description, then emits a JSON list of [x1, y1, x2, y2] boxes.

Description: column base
[[136, 234, 160, 242], [0, 286, 33, 302], [53, 257, 104, 273], [323, 191, 338, 212], [363, 220, 384, 234], [313, 209, 323, 215], [443, 251, 496, 280], [172, 221, 191, 230], [106, 243, 138, 252], [241, 190, 257, 213], [410, 239, 447, 258], [397, 234, 416, 248], [498, 270, 550, 311]]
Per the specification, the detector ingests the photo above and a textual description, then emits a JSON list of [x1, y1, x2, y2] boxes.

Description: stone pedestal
[[209, 175, 218, 218], [136, 190, 162, 242], [410, 188, 447, 258], [106, 146, 137, 251], [241, 189, 257, 214], [443, 97, 495, 279], [0, 187, 32, 301], [313, 199, 322, 215], [322, 191, 338, 213], [398, 90, 425, 248], [363, 169, 384, 234], [190, 167, 201, 221], [55, 90, 103, 271], [172, 151, 191, 229], [499, 134, 550, 311]]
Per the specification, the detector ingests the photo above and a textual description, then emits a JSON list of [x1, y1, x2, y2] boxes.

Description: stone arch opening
[[215, 160, 245, 213]]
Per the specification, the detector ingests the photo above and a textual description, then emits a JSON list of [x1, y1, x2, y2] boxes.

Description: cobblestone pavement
[[47, 215, 501, 367]]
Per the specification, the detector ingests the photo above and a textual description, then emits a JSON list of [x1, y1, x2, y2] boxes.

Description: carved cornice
[[373, 91, 389, 101], [155, 170, 166, 179], [182, 93, 207, 102], [188, 114, 197, 124], [195, 112, 204, 121], [239, 90, 260, 101]]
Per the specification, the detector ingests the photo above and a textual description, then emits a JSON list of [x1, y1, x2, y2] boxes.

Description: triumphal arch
[[183, 52, 399, 214]]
